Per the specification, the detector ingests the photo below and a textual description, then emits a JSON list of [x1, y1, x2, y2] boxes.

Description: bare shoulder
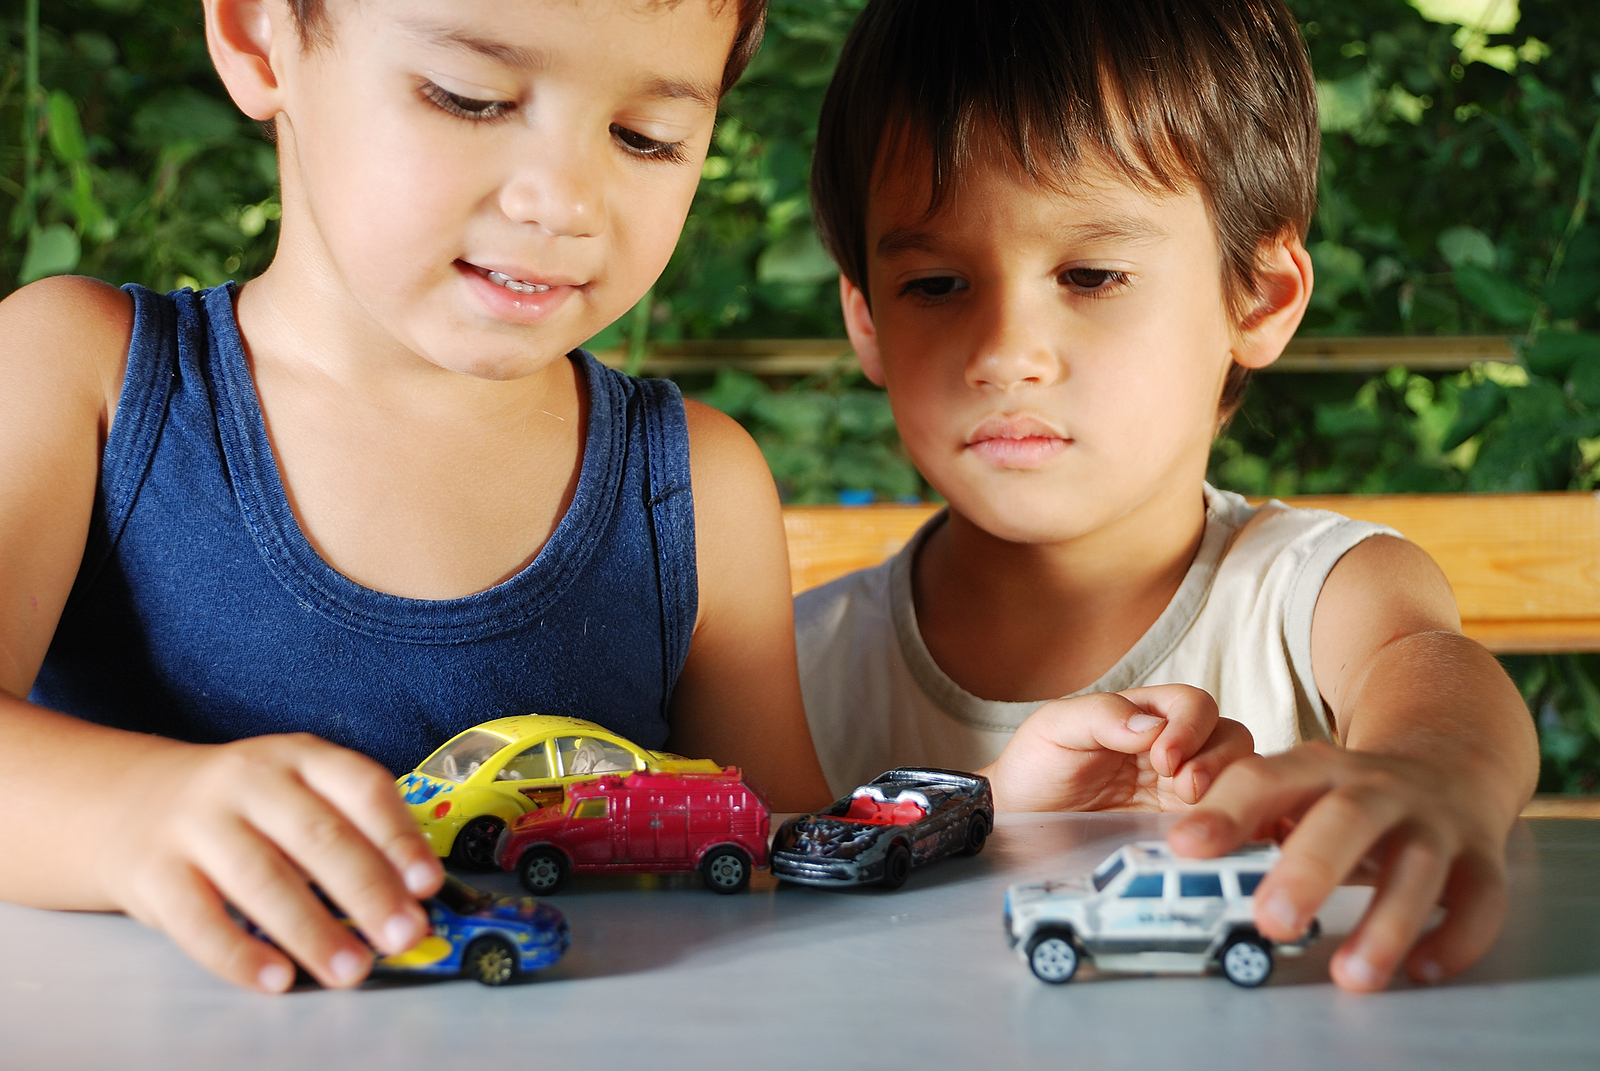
[[0, 276, 133, 412], [682, 397, 779, 513], [1316, 534, 1460, 636]]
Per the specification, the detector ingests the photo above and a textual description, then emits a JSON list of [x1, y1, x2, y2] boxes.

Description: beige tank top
[[794, 485, 1397, 797]]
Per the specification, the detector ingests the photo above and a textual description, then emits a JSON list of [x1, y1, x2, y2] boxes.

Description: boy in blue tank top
[[0, 0, 850, 993]]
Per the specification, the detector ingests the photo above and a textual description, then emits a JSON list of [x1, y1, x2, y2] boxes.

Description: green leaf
[[1440, 381, 1506, 450], [1453, 265, 1539, 325], [19, 225, 82, 284], [1544, 271, 1600, 319], [46, 91, 89, 165], [1569, 355, 1600, 408], [131, 90, 244, 150], [699, 368, 768, 419], [1437, 225, 1496, 269], [756, 227, 837, 286], [1522, 332, 1600, 378]]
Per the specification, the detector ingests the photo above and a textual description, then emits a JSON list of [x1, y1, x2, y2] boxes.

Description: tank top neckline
[[199, 283, 623, 643]]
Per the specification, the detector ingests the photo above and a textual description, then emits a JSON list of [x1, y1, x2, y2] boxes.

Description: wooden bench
[[781, 493, 1600, 816]]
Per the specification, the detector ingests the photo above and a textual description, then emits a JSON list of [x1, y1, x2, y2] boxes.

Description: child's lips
[[456, 260, 583, 324], [966, 415, 1072, 468]]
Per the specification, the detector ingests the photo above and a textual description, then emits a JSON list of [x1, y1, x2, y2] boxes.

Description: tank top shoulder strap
[[576, 354, 698, 707]]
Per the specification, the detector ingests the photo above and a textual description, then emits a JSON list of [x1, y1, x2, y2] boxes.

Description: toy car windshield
[[420, 731, 507, 784], [433, 874, 495, 916]]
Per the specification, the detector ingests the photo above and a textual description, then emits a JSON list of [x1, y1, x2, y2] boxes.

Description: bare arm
[[667, 400, 831, 812], [0, 279, 441, 992], [1171, 535, 1537, 991]]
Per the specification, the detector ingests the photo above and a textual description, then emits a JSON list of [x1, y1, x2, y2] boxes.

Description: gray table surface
[[2, 812, 1596, 1071]]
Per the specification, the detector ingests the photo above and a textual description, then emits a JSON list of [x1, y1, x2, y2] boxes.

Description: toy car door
[[639, 786, 689, 861], [1173, 871, 1229, 945], [564, 795, 615, 866], [497, 741, 562, 810], [1092, 869, 1175, 952]]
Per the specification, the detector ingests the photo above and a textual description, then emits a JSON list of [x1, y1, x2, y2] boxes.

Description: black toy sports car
[[770, 767, 994, 889]]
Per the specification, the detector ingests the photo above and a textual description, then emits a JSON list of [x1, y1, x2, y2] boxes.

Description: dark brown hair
[[810, 0, 1318, 415], [286, 0, 767, 95]]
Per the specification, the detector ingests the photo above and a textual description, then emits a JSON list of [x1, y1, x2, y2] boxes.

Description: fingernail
[[404, 861, 438, 896], [1190, 769, 1212, 799], [1263, 892, 1299, 932], [1415, 957, 1444, 985], [329, 949, 366, 986], [1342, 952, 1382, 990], [383, 913, 420, 953], [1127, 713, 1165, 733], [258, 963, 293, 992]]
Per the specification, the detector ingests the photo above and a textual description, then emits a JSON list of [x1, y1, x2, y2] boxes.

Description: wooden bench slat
[[782, 493, 1600, 654]]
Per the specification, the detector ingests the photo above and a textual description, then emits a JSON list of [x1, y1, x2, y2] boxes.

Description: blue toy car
[[244, 874, 569, 986]]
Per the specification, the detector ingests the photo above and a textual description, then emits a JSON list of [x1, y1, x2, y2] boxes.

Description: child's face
[[270, 0, 734, 379], [846, 148, 1276, 545]]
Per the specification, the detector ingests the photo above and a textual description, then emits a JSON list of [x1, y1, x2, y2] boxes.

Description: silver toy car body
[[1004, 840, 1319, 987]]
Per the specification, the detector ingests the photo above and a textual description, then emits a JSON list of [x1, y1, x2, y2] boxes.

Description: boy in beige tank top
[[798, 0, 1536, 993]]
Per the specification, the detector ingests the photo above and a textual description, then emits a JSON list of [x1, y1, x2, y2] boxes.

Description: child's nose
[[965, 298, 1064, 392], [498, 146, 605, 239]]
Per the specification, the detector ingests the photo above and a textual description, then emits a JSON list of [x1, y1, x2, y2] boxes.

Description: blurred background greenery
[[3, 0, 1598, 791]]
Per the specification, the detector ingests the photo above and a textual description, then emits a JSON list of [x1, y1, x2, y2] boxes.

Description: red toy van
[[494, 770, 771, 895]]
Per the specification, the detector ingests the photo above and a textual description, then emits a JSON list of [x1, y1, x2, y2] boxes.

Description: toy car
[[495, 769, 771, 894], [396, 715, 723, 869], [1003, 840, 1320, 987], [769, 768, 993, 890], [243, 874, 569, 987]]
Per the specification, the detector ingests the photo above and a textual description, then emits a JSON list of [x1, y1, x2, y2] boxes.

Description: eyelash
[[419, 81, 690, 165], [898, 269, 1131, 305]]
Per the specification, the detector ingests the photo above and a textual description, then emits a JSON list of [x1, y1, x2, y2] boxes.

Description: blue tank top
[[32, 284, 698, 773]]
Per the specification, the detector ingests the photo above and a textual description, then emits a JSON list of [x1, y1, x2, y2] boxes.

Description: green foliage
[[1, 0, 280, 294]]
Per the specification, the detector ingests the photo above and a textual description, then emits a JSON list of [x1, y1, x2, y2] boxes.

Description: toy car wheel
[[450, 816, 505, 871], [880, 843, 912, 890], [701, 846, 752, 894], [959, 814, 989, 856], [463, 935, 518, 987], [517, 847, 570, 895], [1221, 935, 1274, 988], [1027, 929, 1080, 984]]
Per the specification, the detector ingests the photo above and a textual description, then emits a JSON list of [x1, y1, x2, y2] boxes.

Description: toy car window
[[434, 874, 490, 915], [557, 737, 638, 777], [573, 798, 609, 819], [1092, 855, 1125, 892], [1179, 873, 1224, 898], [1236, 872, 1266, 897], [419, 731, 508, 784], [496, 744, 553, 782], [1120, 873, 1165, 898]]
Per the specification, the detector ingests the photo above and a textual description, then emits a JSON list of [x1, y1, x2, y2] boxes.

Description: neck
[[913, 482, 1208, 701]]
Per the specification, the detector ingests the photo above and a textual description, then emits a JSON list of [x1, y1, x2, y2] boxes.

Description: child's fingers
[[1167, 718, 1254, 805], [1403, 850, 1508, 985], [1167, 743, 1342, 858], [194, 812, 375, 989], [143, 861, 298, 993], [1327, 827, 1454, 992], [1023, 692, 1176, 756], [1116, 685, 1220, 776], [1250, 777, 1414, 942], [295, 738, 443, 899], [241, 758, 432, 960]]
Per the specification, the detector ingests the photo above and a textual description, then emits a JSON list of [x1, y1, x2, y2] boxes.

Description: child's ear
[[840, 274, 886, 387], [204, 0, 288, 122], [1231, 233, 1314, 371]]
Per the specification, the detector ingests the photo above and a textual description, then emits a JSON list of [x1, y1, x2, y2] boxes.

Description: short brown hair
[[286, 0, 767, 95], [810, 0, 1318, 415]]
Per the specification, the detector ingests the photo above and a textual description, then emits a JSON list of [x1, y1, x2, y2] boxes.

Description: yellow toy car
[[397, 715, 722, 868]]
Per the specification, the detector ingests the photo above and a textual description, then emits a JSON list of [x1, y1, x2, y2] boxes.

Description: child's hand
[[1168, 741, 1511, 993], [96, 733, 443, 992], [978, 685, 1253, 812]]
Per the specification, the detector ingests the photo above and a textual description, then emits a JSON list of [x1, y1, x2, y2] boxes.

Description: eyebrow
[[876, 214, 1169, 259], [400, 21, 719, 109]]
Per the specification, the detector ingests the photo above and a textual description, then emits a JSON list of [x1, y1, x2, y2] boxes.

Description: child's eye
[[900, 276, 969, 304], [610, 124, 689, 165], [1059, 268, 1129, 294], [420, 81, 515, 123]]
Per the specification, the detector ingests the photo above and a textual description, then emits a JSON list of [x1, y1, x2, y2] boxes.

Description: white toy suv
[[1004, 840, 1320, 987]]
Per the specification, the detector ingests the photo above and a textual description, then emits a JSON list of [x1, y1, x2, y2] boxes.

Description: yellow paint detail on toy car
[[378, 935, 454, 969]]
